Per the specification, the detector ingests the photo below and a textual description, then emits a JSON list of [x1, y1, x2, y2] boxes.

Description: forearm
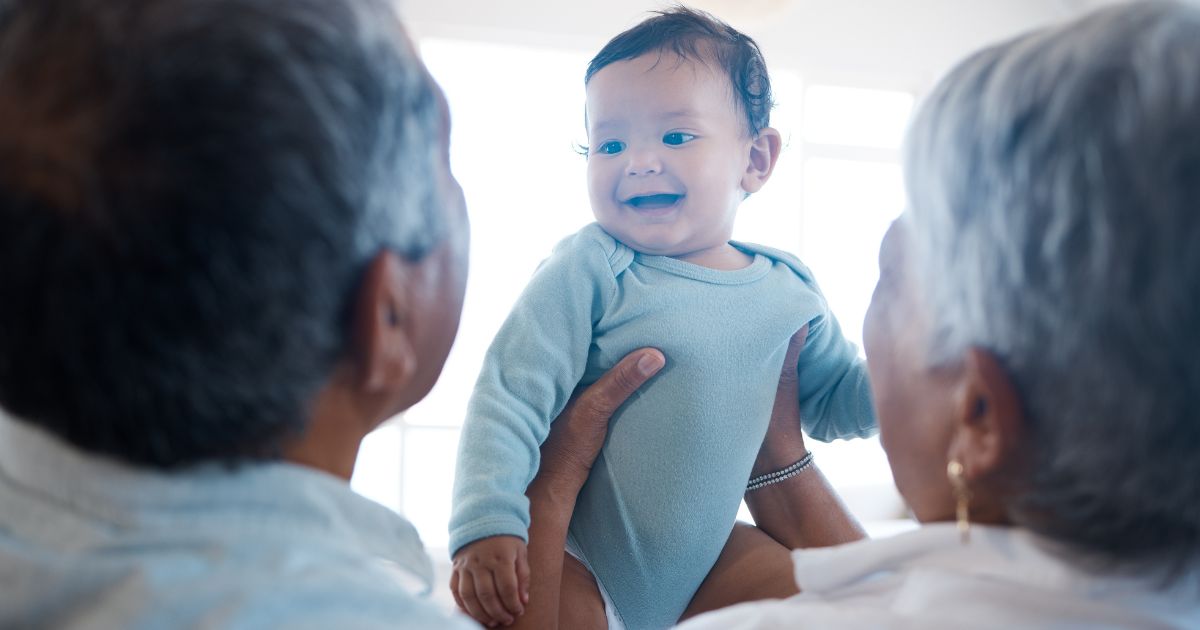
[[509, 476, 578, 630], [746, 458, 866, 550], [747, 324, 868, 550], [748, 420, 865, 549]]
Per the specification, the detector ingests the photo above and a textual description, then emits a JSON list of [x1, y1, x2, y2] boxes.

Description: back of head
[[585, 5, 773, 136], [0, 0, 445, 468], [905, 0, 1200, 576]]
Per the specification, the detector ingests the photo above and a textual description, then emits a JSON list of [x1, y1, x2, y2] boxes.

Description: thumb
[[576, 347, 665, 418]]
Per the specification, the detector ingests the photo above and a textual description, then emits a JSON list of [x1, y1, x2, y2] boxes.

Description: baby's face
[[585, 52, 754, 258]]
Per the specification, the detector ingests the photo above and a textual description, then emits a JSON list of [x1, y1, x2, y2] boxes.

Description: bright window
[[352, 39, 916, 549], [802, 85, 914, 149]]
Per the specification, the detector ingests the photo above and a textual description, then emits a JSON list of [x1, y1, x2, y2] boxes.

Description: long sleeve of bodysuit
[[793, 300, 876, 441], [448, 228, 618, 556]]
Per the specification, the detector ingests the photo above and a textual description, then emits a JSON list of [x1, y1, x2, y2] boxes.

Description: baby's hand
[[450, 535, 529, 627]]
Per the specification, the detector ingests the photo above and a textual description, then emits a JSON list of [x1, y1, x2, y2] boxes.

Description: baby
[[449, 8, 876, 629]]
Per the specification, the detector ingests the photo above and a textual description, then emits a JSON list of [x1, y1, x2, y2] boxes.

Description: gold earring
[[947, 460, 972, 544]]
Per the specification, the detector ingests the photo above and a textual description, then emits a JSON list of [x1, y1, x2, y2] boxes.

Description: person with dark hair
[[0, 0, 490, 625], [448, 7, 876, 629], [505, 1, 1200, 628]]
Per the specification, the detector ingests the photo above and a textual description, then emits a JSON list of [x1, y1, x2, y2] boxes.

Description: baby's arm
[[795, 308, 878, 441], [449, 229, 619, 624]]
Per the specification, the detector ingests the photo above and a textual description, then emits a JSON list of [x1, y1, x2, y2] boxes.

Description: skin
[[451, 50, 785, 627], [863, 218, 1027, 526], [586, 51, 782, 270]]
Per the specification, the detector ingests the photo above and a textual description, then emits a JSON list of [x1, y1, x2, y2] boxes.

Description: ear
[[349, 250, 418, 395], [741, 127, 783, 194], [946, 347, 1027, 484]]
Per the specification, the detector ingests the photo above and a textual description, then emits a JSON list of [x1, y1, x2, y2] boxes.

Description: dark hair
[[0, 0, 446, 468], [585, 5, 773, 135]]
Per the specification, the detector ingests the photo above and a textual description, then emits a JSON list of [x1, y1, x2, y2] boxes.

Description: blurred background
[[352, 0, 1128, 573]]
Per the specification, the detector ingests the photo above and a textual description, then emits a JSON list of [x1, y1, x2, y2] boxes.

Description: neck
[[282, 379, 373, 481], [674, 242, 754, 270], [283, 427, 362, 481]]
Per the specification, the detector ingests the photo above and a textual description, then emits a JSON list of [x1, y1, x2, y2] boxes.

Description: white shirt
[[0, 414, 476, 629], [680, 523, 1200, 629]]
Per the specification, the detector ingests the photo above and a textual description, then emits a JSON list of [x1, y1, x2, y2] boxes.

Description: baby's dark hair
[[585, 5, 773, 136]]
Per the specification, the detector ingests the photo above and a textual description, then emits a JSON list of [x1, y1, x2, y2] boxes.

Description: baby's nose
[[625, 147, 662, 176]]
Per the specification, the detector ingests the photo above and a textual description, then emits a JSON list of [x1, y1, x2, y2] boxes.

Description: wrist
[[752, 434, 809, 479], [747, 451, 815, 492]]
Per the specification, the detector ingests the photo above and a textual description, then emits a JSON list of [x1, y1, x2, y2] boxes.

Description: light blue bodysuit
[[450, 223, 876, 629]]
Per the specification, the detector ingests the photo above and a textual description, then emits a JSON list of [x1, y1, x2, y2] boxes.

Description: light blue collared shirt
[[0, 413, 475, 629]]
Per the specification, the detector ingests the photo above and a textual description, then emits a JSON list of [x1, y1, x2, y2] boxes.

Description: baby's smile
[[624, 192, 684, 213], [584, 48, 775, 265]]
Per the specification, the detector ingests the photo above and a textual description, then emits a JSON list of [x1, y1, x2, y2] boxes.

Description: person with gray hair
[[0, 0, 668, 625], [499, 1, 1200, 627], [0, 0, 485, 625]]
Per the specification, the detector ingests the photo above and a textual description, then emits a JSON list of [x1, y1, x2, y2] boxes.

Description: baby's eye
[[594, 140, 626, 155], [663, 132, 696, 146]]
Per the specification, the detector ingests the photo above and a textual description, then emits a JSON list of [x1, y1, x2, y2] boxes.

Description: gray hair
[[0, 0, 445, 466], [904, 0, 1200, 574]]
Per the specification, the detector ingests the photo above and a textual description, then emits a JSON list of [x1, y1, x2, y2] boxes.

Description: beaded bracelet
[[745, 451, 814, 492]]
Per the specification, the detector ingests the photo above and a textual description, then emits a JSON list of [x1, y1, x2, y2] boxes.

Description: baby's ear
[[741, 127, 782, 194]]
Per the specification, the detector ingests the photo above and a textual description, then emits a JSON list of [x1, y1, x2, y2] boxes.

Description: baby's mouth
[[625, 193, 683, 210]]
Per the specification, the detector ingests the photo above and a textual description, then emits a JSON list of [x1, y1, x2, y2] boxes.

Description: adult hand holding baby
[[451, 347, 666, 628]]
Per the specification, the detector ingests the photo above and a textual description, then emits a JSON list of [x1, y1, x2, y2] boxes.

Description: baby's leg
[[561, 553, 607, 629], [678, 522, 800, 621]]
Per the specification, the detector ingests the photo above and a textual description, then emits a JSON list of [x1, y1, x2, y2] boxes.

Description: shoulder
[[781, 525, 1200, 629], [0, 540, 472, 629], [546, 223, 635, 278], [170, 542, 468, 628]]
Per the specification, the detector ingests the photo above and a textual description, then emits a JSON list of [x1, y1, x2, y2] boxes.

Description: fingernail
[[637, 352, 664, 376]]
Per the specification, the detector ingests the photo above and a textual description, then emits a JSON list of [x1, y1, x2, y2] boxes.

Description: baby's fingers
[[449, 571, 466, 614], [457, 570, 501, 627], [472, 569, 515, 626], [494, 557, 526, 619]]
